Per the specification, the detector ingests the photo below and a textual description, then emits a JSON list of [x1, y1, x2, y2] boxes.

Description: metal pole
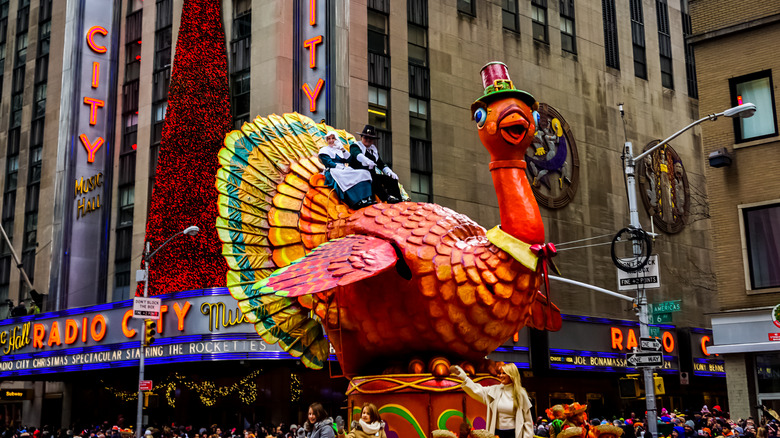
[[136, 242, 150, 438], [624, 141, 658, 437], [0, 221, 35, 295]]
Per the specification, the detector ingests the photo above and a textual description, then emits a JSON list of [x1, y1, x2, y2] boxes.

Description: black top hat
[[358, 124, 379, 139]]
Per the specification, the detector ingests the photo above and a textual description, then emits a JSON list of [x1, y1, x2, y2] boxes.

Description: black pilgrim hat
[[358, 124, 380, 139]]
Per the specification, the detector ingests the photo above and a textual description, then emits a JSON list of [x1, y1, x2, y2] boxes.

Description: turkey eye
[[474, 108, 487, 127]]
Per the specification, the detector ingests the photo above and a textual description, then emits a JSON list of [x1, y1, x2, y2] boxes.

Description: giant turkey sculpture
[[216, 62, 561, 377]]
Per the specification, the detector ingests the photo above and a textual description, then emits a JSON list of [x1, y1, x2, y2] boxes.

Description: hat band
[[487, 79, 515, 94]]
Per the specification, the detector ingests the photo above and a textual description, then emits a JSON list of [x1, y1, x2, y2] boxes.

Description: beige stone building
[[690, 0, 780, 421], [0, 0, 733, 425]]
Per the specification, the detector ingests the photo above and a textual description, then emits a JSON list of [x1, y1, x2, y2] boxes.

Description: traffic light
[[618, 377, 641, 398], [143, 319, 156, 346]]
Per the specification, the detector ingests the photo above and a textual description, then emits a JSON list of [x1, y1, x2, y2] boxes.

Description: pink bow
[[531, 243, 560, 304]]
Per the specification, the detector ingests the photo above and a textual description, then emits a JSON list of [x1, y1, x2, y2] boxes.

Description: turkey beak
[[498, 111, 530, 146]]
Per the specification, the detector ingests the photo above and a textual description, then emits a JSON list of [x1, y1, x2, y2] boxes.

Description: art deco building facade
[[0, 0, 727, 428]]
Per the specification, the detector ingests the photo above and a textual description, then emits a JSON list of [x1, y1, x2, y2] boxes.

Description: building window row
[[230, 0, 251, 129], [114, 4, 144, 300], [408, 0, 431, 203], [656, 0, 673, 89], [629, 0, 646, 80]]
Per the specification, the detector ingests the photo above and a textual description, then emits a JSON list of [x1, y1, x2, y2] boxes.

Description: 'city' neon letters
[[303, 79, 324, 112], [303, 36, 323, 69], [301, 1, 325, 114], [86, 26, 108, 53], [79, 134, 104, 163]]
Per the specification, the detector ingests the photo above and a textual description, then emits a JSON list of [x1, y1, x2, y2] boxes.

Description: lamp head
[[723, 103, 756, 118], [183, 226, 200, 236]]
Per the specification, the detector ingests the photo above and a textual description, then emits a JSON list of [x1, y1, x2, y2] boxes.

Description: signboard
[[295, 0, 328, 121], [651, 313, 673, 324], [626, 351, 664, 367], [688, 328, 725, 377], [488, 329, 531, 369], [133, 297, 162, 318], [640, 337, 662, 351], [0, 389, 33, 400], [52, 0, 121, 308], [139, 380, 153, 391], [548, 316, 678, 372], [617, 255, 660, 290], [651, 300, 682, 313], [0, 289, 311, 377]]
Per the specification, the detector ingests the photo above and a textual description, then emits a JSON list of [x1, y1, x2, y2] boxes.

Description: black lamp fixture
[[708, 147, 733, 168]]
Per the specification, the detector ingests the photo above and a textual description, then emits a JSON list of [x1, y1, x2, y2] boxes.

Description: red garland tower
[[140, 0, 230, 295]]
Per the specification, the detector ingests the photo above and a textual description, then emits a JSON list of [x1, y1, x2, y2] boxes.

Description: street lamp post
[[135, 226, 199, 437], [619, 103, 756, 437]]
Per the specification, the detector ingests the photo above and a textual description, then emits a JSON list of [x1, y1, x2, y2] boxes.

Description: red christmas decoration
[[139, 0, 229, 295]]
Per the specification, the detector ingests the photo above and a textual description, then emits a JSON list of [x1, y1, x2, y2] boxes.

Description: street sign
[[617, 255, 660, 291], [649, 326, 661, 337], [651, 312, 673, 324], [626, 351, 663, 368], [640, 337, 662, 351], [139, 380, 153, 391], [651, 300, 681, 313], [133, 297, 162, 319]]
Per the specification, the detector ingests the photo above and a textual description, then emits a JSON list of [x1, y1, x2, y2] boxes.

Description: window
[[408, 23, 428, 67], [630, 0, 646, 79], [409, 97, 429, 140], [730, 71, 778, 143], [532, 0, 548, 43], [230, 1, 250, 128], [560, 0, 575, 53], [757, 353, 780, 393], [656, 0, 673, 89], [680, 0, 697, 98], [410, 139, 432, 202], [368, 10, 388, 55], [457, 0, 475, 16], [503, 0, 519, 32], [368, 85, 388, 130], [602, 0, 619, 69], [15, 32, 26, 66], [741, 203, 780, 290]]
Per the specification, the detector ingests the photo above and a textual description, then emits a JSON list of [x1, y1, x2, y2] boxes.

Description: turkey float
[[215, 62, 562, 378]]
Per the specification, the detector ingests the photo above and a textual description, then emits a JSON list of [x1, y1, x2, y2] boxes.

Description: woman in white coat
[[450, 363, 534, 438]]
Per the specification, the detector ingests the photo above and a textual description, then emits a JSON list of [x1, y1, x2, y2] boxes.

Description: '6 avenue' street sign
[[626, 351, 664, 367]]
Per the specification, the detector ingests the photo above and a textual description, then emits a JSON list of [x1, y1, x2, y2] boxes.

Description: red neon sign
[[86, 26, 108, 53], [303, 79, 324, 112], [79, 134, 104, 163]]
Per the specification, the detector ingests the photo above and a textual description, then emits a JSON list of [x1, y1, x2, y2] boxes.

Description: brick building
[[690, 0, 780, 421], [0, 0, 727, 428]]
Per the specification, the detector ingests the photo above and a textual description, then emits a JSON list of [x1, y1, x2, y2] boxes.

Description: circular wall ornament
[[773, 304, 780, 329], [637, 140, 689, 234], [524, 103, 579, 209]]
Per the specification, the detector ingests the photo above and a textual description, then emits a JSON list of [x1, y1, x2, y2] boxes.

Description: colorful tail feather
[[216, 113, 354, 368]]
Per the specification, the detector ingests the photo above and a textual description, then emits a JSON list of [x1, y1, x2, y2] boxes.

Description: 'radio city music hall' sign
[[296, 0, 328, 120], [0, 289, 295, 376], [54, 0, 120, 308]]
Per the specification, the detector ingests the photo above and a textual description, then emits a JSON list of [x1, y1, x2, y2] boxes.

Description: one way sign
[[626, 351, 663, 367], [640, 337, 662, 351]]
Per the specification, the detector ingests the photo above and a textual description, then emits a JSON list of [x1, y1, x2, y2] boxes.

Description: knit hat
[[702, 406, 710, 414]]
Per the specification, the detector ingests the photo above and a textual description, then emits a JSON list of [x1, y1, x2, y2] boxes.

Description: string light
[[290, 373, 301, 402], [100, 369, 261, 407]]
